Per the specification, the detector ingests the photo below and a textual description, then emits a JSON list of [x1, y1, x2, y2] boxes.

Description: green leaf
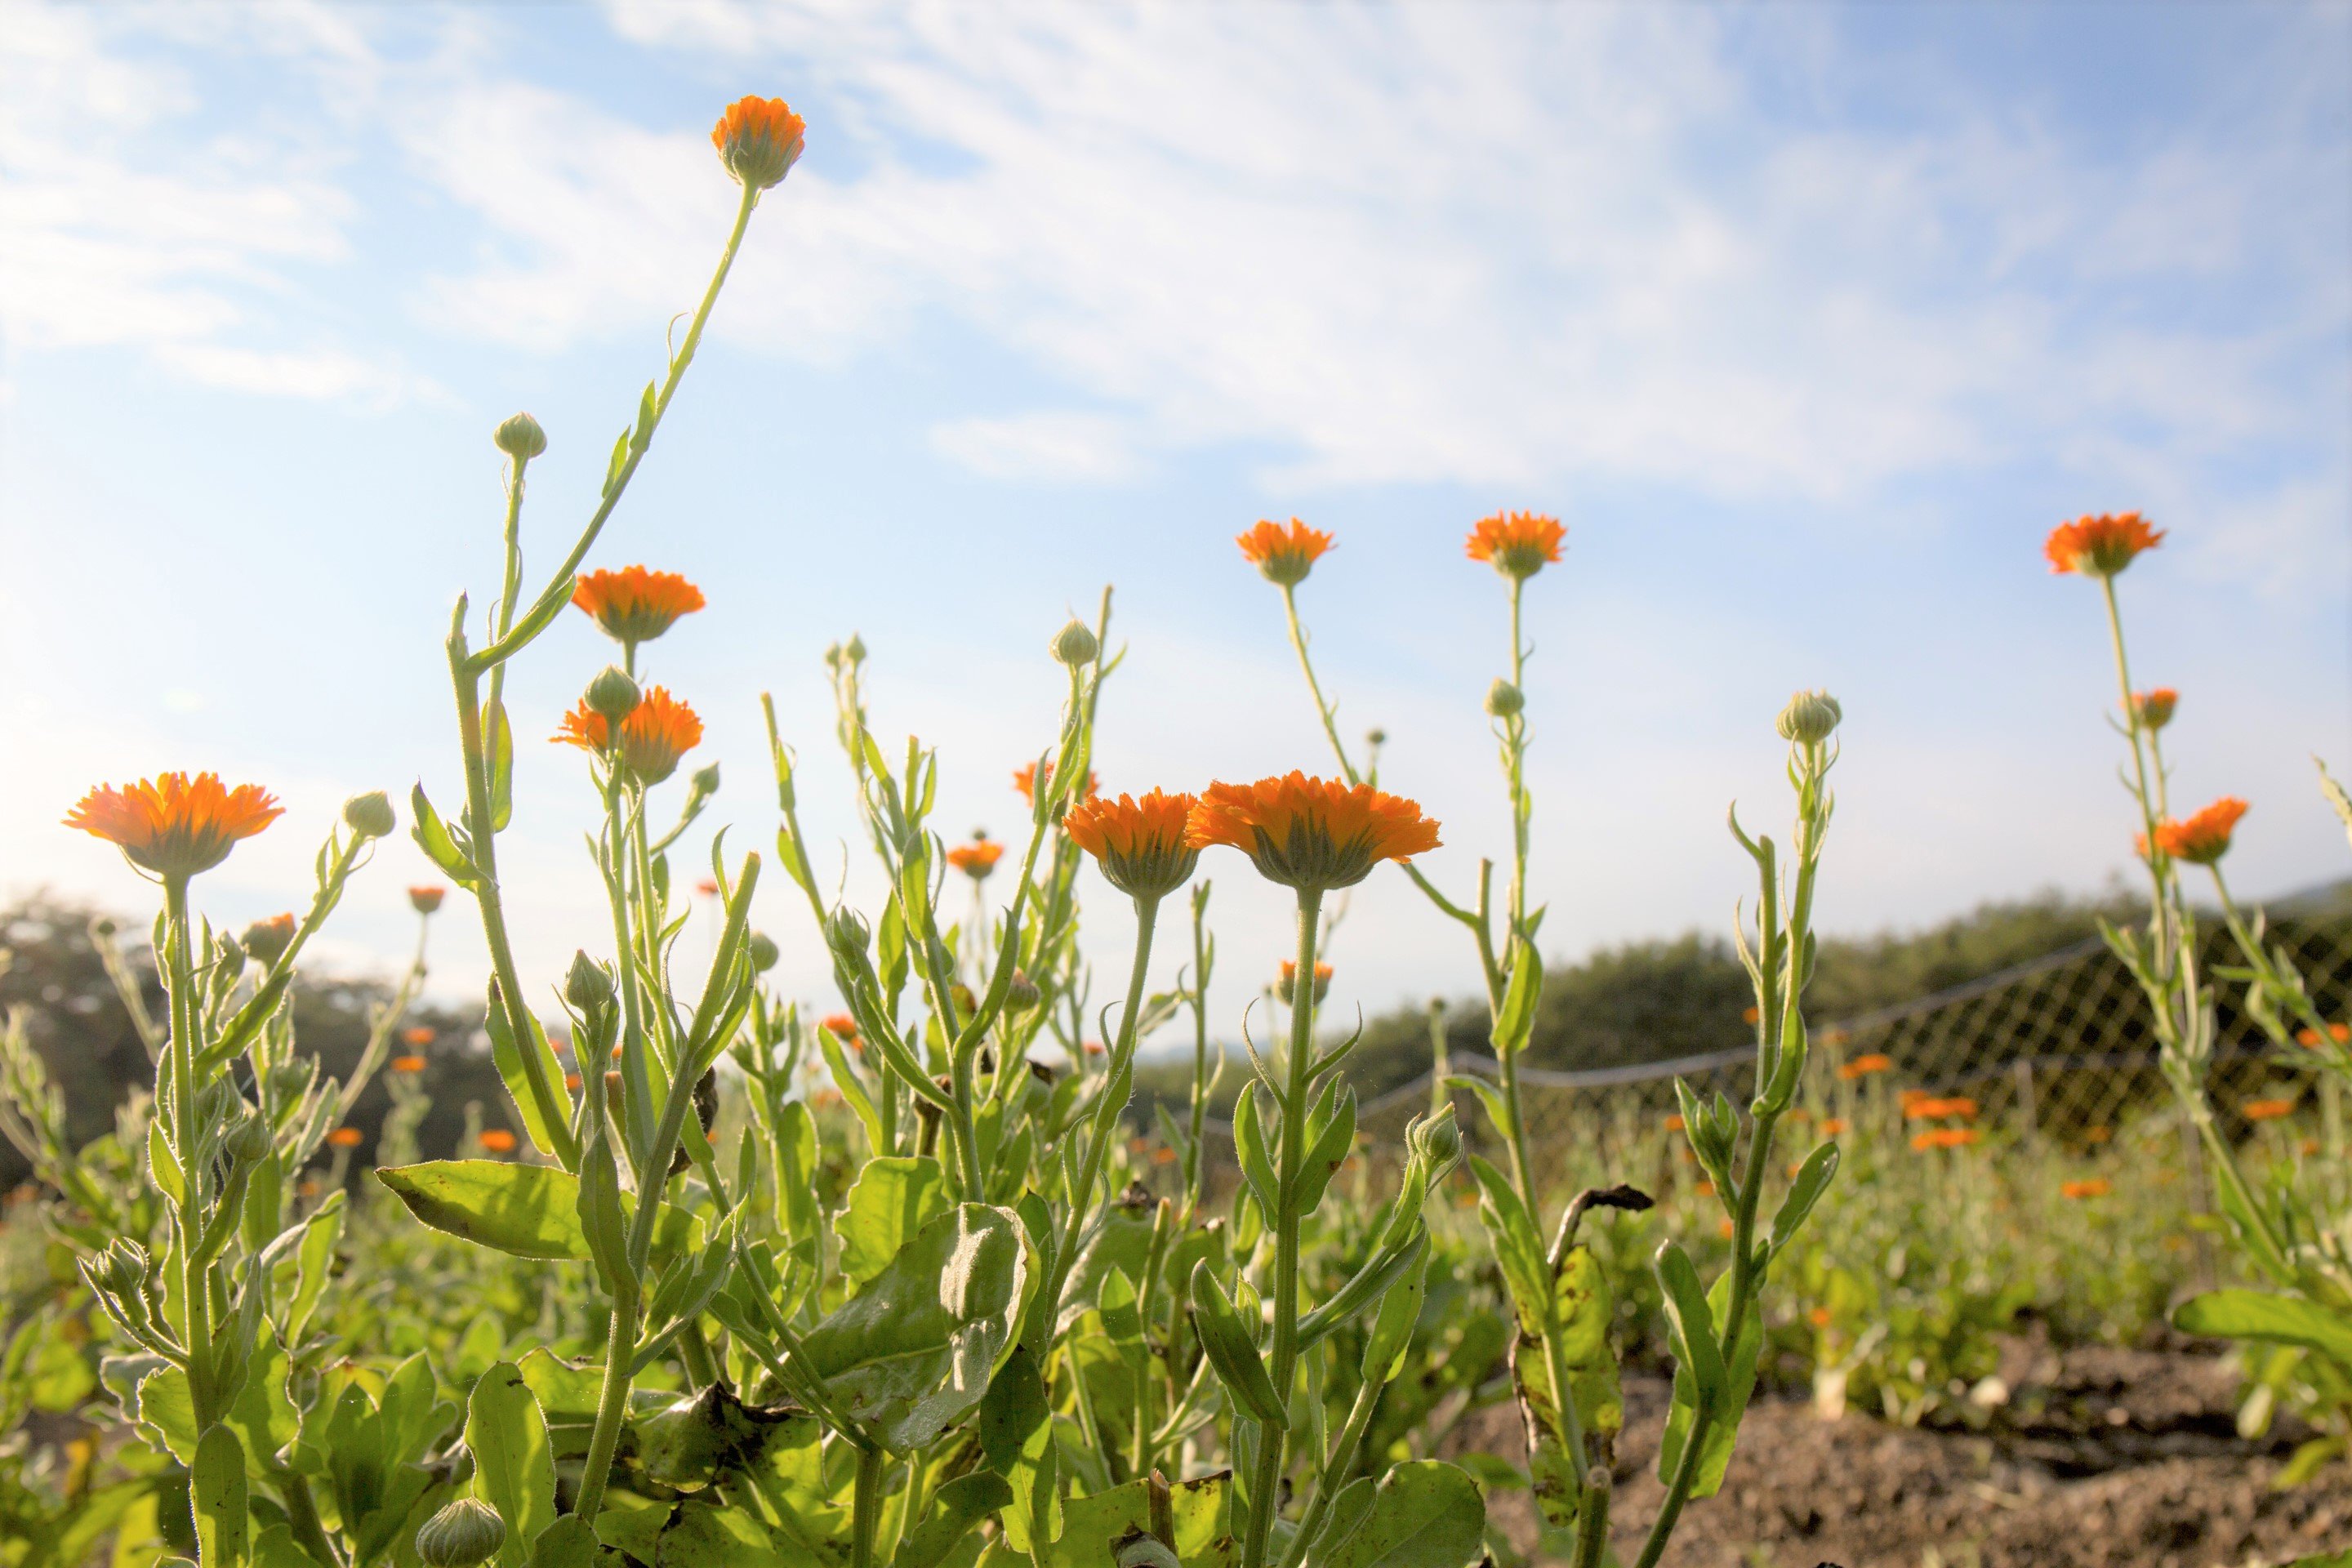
[[840, 1157, 950, 1284], [775, 1101, 820, 1245], [194, 1425, 249, 1568], [1042, 1472, 1232, 1568], [524, 1516, 608, 1568], [893, 1472, 1015, 1568], [150, 1120, 185, 1205], [466, 1362, 555, 1568], [376, 1160, 698, 1266], [1307, 1461, 1485, 1568], [1468, 1156, 1548, 1338], [1058, 1208, 1157, 1337], [1188, 1260, 1285, 1428], [484, 993, 570, 1160], [1511, 1245, 1620, 1532], [1655, 1266, 1760, 1499], [1295, 1080, 1357, 1217], [1443, 1075, 1512, 1144], [651, 1497, 789, 1568], [2175, 1290, 2352, 1369], [1766, 1142, 1839, 1261], [484, 701, 514, 832], [410, 785, 479, 884], [1653, 1242, 1725, 1409], [1490, 939, 1543, 1059], [800, 1203, 1034, 1451]]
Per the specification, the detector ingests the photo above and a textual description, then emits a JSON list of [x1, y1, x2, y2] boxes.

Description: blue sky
[[3, 2, 2347, 1047]]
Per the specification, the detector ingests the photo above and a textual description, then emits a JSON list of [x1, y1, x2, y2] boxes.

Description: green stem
[[1186, 885, 1214, 1218], [1568, 1470, 1612, 1568], [164, 875, 216, 1429], [573, 1297, 639, 1521], [1276, 1361, 1383, 1568], [850, 1446, 887, 1568], [275, 1469, 344, 1568]]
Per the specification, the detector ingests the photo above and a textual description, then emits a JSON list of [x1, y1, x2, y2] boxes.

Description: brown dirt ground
[[1458, 1343, 2352, 1567]]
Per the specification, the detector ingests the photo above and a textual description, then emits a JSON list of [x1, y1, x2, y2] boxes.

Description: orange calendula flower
[[2085, 1125, 2112, 1144], [402, 1025, 435, 1047], [1064, 790, 1201, 900], [1838, 1054, 1892, 1080], [1015, 760, 1098, 806], [565, 1072, 584, 1092], [1808, 1307, 1833, 1329], [1819, 1117, 1848, 1136], [947, 835, 1004, 880], [1741, 1004, 1761, 1025], [2145, 796, 2248, 866], [2130, 688, 2177, 732], [391, 1055, 428, 1074], [712, 95, 805, 191], [479, 1129, 519, 1152], [572, 567, 706, 646], [1465, 510, 1566, 579], [1083, 1040, 1105, 1057], [2044, 512, 2165, 577], [1911, 1127, 1980, 1151], [1277, 960, 1334, 1005], [408, 884, 446, 915], [1187, 772, 1441, 892], [1664, 1114, 1685, 1132], [327, 1127, 363, 1149], [2243, 1098, 2296, 1122], [1151, 1147, 1178, 1166], [66, 772, 282, 880], [1901, 1095, 1979, 1121], [1235, 518, 1333, 586], [555, 685, 704, 786], [2061, 1178, 2111, 1200], [2296, 1023, 2352, 1049], [243, 914, 296, 963]]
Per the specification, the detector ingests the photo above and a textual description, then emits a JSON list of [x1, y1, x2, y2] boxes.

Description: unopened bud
[[1005, 970, 1041, 1012], [493, 412, 546, 462], [1049, 618, 1099, 668], [225, 1115, 273, 1166], [409, 885, 447, 915], [746, 932, 780, 973], [416, 1497, 506, 1568], [688, 761, 721, 801], [1484, 679, 1523, 719], [564, 951, 615, 1013], [243, 914, 296, 965], [343, 790, 396, 840], [91, 916, 116, 938], [586, 666, 641, 726], [1115, 1535, 1183, 1568], [100, 1239, 149, 1296], [844, 634, 867, 664], [1408, 1103, 1462, 1171], [1775, 689, 1842, 746], [826, 906, 871, 956]]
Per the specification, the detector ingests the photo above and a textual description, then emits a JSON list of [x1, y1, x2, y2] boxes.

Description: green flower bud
[[1115, 1535, 1183, 1568], [1049, 618, 1099, 667], [415, 1497, 506, 1568], [1407, 1102, 1462, 1173], [1004, 969, 1041, 1012], [564, 951, 615, 1013], [493, 412, 547, 461], [90, 915, 116, 938], [845, 634, 867, 664], [586, 666, 641, 726], [1776, 689, 1842, 746], [688, 761, 721, 801], [746, 932, 780, 973], [225, 1114, 273, 1167], [242, 914, 296, 965], [1484, 679, 1524, 719], [826, 906, 871, 956], [343, 790, 396, 840], [100, 1239, 149, 1297]]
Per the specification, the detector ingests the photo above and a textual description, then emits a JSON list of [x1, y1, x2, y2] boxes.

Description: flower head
[[819, 1013, 860, 1047], [408, 885, 447, 915], [1819, 1117, 1848, 1136], [243, 914, 296, 964], [402, 1026, 435, 1048], [1910, 1127, 1980, 1151], [1236, 519, 1333, 587], [2296, 1023, 2350, 1049], [2142, 796, 2248, 866], [327, 1127, 363, 1149], [67, 773, 282, 880], [1465, 510, 1565, 579], [2243, 1098, 2296, 1122], [2044, 512, 2165, 577], [391, 1055, 428, 1074], [572, 567, 706, 646], [947, 835, 1004, 880], [712, 95, 806, 191], [1187, 772, 1440, 892], [2130, 688, 2177, 732], [479, 1128, 519, 1153], [2061, 1178, 2111, 1200], [1278, 960, 1334, 1006], [1838, 1054, 1892, 1080], [1016, 760, 1098, 807], [554, 685, 704, 786], [1063, 789, 1201, 900]]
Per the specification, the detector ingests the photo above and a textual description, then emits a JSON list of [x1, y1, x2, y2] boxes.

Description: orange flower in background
[[1839, 1054, 1892, 1080], [2243, 1098, 2296, 1122], [403, 1025, 435, 1047], [1903, 1096, 1979, 1121], [1236, 518, 1333, 586], [2142, 796, 2248, 866], [1911, 1127, 1980, 1151], [565, 1072, 584, 1092], [408, 885, 446, 915], [1717, 1218, 1735, 1240], [572, 567, 706, 645], [2084, 1125, 2112, 1144], [391, 1055, 427, 1073], [947, 835, 1004, 880], [819, 1013, 860, 1041], [1808, 1307, 1834, 1330], [1821, 1027, 1850, 1047], [1741, 1004, 1761, 1025], [1187, 772, 1441, 892], [1820, 1117, 1848, 1136], [811, 1088, 843, 1111], [243, 913, 296, 962], [67, 773, 282, 880], [555, 685, 704, 785], [1016, 760, 1098, 806], [1083, 1040, 1105, 1057], [1152, 1147, 1178, 1166], [327, 1127, 363, 1149], [2130, 688, 2177, 732], [1065, 790, 1200, 899], [695, 878, 719, 898], [1465, 510, 1566, 579], [479, 1129, 519, 1152], [2044, 511, 2164, 577], [2297, 1023, 2351, 1049], [1278, 960, 1334, 1004], [1664, 1114, 1686, 1132], [712, 95, 806, 190], [1695, 1180, 1717, 1197], [2061, 1178, 2112, 1200]]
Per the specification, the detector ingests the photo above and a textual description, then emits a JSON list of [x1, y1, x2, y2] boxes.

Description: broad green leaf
[[1511, 1245, 1619, 1532], [411, 784, 480, 884], [776, 1101, 820, 1244], [591, 1491, 674, 1563], [800, 1203, 1034, 1451], [1307, 1461, 1484, 1568], [484, 994, 570, 1160], [1468, 1156, 1548, 1337], [1058, 1208, 1156, 1336], [376, 1160, 698, 1266], [131, 1330, 296, 1475], [1655, 1267, 1760, 1499], [1295, 1080, 1357, 1217], [1190, 1261, 1285, 1427], [2175, 1290, 2352, 1369], [466, 1362, 555, 1568], [1766, 1142, 1839, 1261], [525, 1515, 608, 1568], [893, 1472, 1015, 1568], [840, 1157, 950, 1283], [514, 1349, 605, 1428], [1490, 939, 1543, 1058], [1232, 1083, 1280, 1214], [250, 1524, 321, 1568], [652, 1497, 791, 1568], [1043, 1472, 1232, 1568], [194, 1426, 249, 1568]]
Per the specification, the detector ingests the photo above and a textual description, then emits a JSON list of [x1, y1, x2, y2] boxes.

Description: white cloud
[[929, 411, 1143, 482]]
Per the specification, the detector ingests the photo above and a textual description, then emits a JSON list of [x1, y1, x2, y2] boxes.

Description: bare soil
[[1460, 1343, 2352, 1566]]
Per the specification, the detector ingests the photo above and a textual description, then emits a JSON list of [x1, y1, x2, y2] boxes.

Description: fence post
[[2011, 1057, 2039, 1146]]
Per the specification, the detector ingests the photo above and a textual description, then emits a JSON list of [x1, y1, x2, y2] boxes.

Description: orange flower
[[564, 1072, 584, 1092], [2085, 1125, 2112, 1144], [1664, 1114, 1686, 1132], [402, 1025, 435, 1047], [1695, 1180, 1717, 1197], [712, 95, 805, 190], [1741, 1004, 1761, 1025], [2243, 1098, 2296, 1122], [2301, 1138, 2323, 1156], [1152, 1147, 1178, 1166], [555, 685, 703, 785], [1717, 1217, 1735, 1240], [391, 1055, 427, 1074], [819, 1013, 860, 1044], [1807, 1307, 1833, 1329], [2130, 688, 2177, 732], [811, 1088, 843, 1111], [1083, 1040, 1105, 1057], [1820, 1027, 1850, 1047], [327, 1127, 363, 1149], [947, 835, 1004, 880], [243, 914, 296, 963], [1187, 772, 1441, 892], [2296, 1023, 2351, 1049], [2143, 796, 2248, 866], [1016, 760, 1098, 806], [2061, 1178, 2111, 1200], [1819, 1117, 1848, 1136], [1278, 960, 1334, 1005], [479, 1129, 519, 1152], [1838, 1054, 1892, 1080], [2044, 512, 2164, 577], [1464, 510, 1566, 579], [1065, 791, 1200, 900], [694, 878, 719, 898], [1911, 1127, 1980, 1151], [408, 885, 446, 915], [66, 773, 282, 880], [1235, 518, 1333, 586], [1903, 1096, 1979, 1121], [572, 567, 706, 646]]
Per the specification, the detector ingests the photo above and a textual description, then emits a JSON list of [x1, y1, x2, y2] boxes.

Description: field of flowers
[[3, 95, 2350, 1568]]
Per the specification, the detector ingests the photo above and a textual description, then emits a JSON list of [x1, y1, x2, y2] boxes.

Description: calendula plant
[[2051, 510, 2352, 1488], [1250, 517, 1844, 1564]]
